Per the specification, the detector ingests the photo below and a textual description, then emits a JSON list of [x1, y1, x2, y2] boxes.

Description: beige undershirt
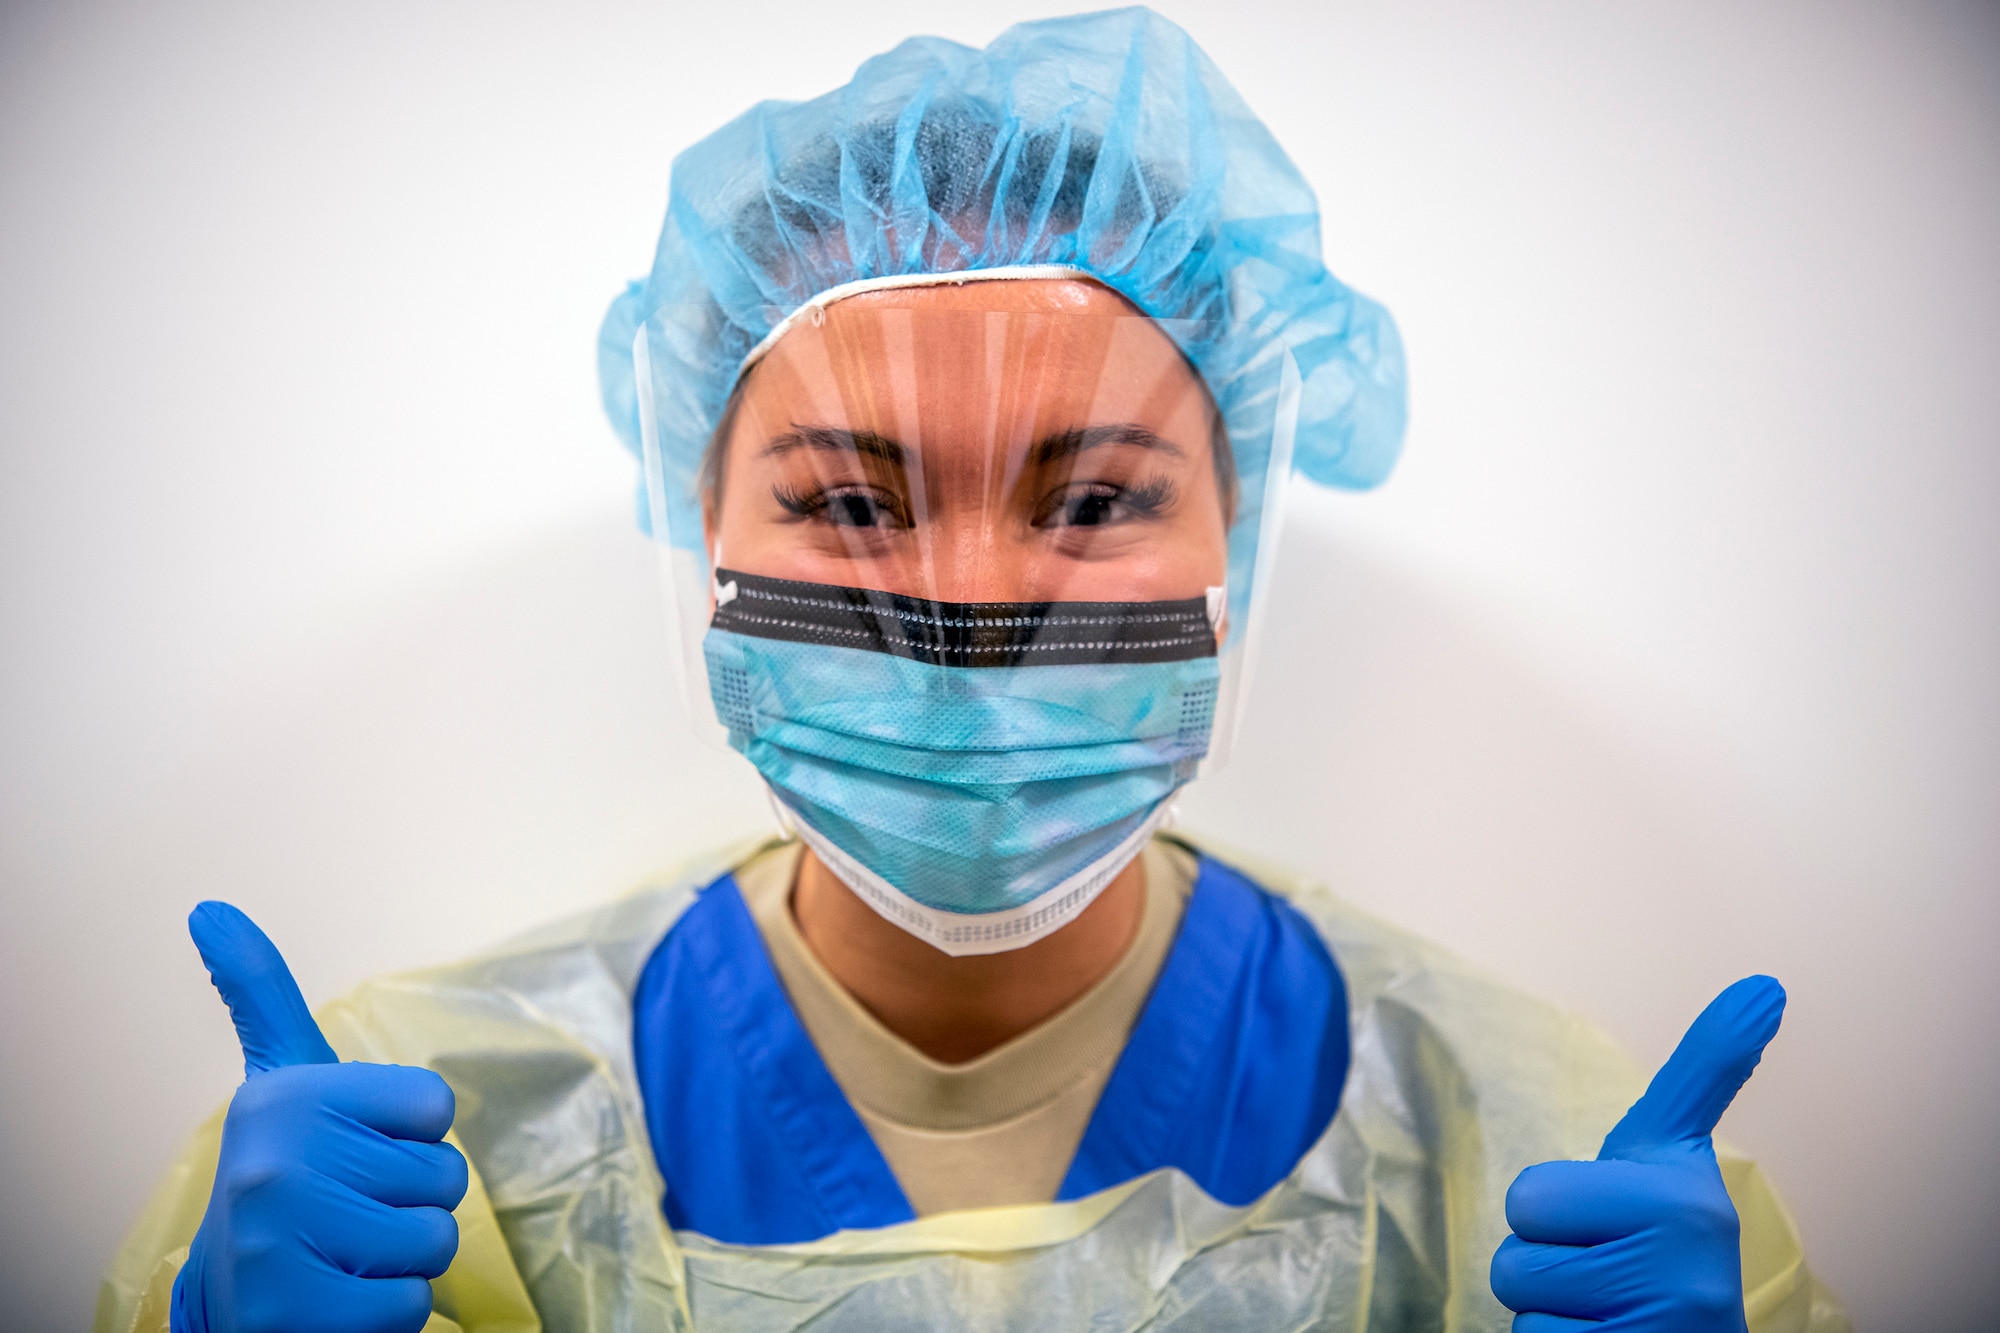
[[732, 837, 1196, 1215]]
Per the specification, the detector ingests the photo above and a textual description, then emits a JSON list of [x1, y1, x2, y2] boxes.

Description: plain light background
[[3, 1, 1995, 1328]]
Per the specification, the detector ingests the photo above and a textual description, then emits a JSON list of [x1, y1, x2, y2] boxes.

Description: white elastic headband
[[736, 264, 1101, 380]]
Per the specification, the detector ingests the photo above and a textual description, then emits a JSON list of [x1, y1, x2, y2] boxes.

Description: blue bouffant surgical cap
[[598, 5, 1407, 559]]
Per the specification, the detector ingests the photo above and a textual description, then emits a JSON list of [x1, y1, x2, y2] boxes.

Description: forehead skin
[[709, 278, 1229, 603]]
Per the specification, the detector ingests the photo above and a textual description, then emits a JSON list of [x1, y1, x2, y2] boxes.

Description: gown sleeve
[[1723, 1150, 1853, 1333], [93, 1111, 541, 1333]]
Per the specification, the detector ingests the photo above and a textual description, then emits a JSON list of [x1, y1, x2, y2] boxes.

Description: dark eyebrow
[[1029, 423, 1185, 468], [763, 424, 907, 467]]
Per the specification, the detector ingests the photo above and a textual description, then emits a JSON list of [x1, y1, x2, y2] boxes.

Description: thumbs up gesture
[[170, 903, 468, 1333], [1489, 976, 1786, 1332]]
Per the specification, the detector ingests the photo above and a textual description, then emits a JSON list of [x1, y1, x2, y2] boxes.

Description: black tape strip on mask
[[710, 569, 1217, 668]]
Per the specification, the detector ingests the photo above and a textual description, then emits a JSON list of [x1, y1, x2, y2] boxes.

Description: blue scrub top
[[632, 851, 1349, 1244]]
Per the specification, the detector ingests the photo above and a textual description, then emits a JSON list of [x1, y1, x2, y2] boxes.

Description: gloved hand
[[170, 902, 468, 1333], [1489, 975, 1786, 1332]]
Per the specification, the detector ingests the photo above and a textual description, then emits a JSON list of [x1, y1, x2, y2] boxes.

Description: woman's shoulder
[[312, 834, 780, 1069], [1181, 832, 1648, 1163], [1185, 835, 1844, 1333]]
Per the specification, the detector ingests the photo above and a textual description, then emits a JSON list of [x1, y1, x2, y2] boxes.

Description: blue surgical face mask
[[704, 569, 1221, 955]]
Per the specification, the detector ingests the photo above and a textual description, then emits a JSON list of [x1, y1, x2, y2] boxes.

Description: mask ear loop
[[765, 785, 799, 839], [709, 539, 739, 608]]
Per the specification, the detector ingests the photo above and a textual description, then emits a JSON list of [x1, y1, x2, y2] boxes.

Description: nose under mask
[[703, 569, 1222, 955]]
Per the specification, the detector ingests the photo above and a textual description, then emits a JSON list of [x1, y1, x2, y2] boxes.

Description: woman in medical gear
[[100, 10, 1849, 1332]]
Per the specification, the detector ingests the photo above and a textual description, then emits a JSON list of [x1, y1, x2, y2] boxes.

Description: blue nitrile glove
[[170, 902, 468, 1333], [1490, 975, 1786, 1332]]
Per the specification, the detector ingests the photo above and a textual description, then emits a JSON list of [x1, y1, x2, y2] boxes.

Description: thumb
[[1599, 974, 1786, 1162], [188, 901, 339, 1076]]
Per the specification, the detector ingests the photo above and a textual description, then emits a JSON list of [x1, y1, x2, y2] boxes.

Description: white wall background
[[3, 2, 1995, 1328]]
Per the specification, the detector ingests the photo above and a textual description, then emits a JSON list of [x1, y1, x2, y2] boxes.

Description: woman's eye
[[1033, 479, 1173, 529], [827, 491, 893, 527], [1063, 487, 1120, 526], [774, 483, 909, 528]]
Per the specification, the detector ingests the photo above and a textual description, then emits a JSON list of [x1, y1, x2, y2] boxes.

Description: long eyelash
[[772, 481, 910, 528], [771, 482, 828, 516], [1117, 477, 1176, 514]]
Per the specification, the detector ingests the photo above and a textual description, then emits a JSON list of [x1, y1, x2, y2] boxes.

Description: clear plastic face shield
[[635, 277, 1299, 953]]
